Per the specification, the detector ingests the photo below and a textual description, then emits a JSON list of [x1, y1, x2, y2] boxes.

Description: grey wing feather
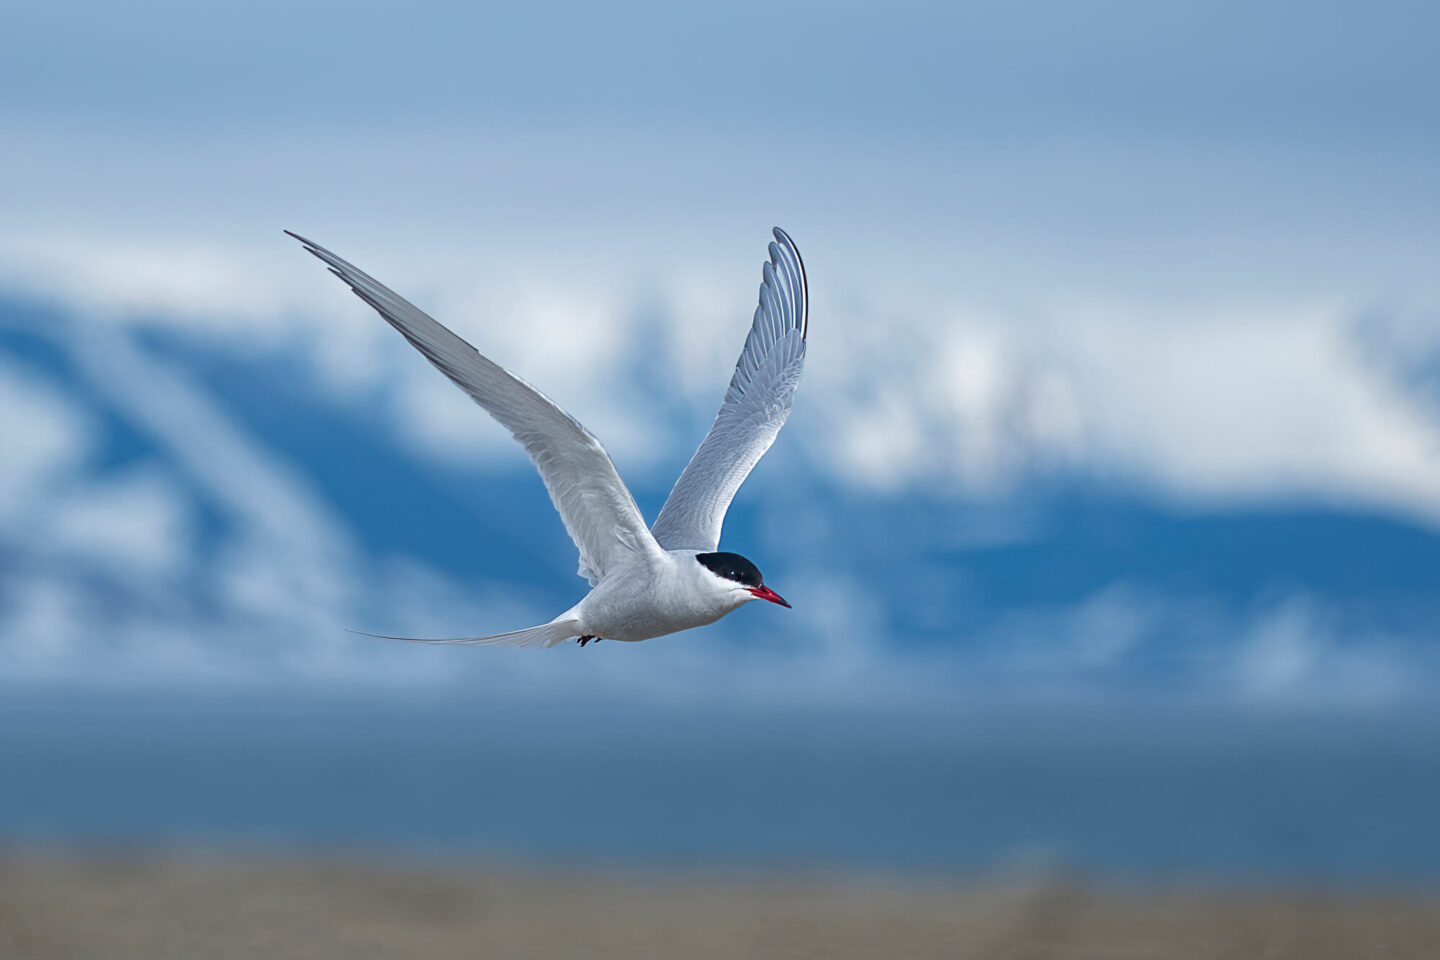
[[286, 231, 658, 584], [650, 227, 808, 552]]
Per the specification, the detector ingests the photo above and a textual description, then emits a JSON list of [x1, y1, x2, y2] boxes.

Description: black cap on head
[[695, 552, 763, 588]]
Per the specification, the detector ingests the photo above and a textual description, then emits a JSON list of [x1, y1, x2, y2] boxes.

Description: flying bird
[[286, 228, 807, 647]]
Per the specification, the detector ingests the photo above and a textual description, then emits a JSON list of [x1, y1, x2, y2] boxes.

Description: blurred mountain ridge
[[1, 295, 1437, 707]]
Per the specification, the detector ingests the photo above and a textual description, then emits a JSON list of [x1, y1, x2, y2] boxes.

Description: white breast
[[571, 551, 750, 642]]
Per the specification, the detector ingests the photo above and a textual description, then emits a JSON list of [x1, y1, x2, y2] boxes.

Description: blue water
[[2, 693, 1438, 883]]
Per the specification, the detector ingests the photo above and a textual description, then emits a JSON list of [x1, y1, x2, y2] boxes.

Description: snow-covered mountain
[[2, 294, 1438, 707]]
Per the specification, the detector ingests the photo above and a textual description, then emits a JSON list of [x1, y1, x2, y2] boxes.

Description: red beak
[[749, 585, 791, 608]]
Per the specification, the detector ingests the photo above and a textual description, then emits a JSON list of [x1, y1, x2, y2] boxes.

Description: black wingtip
[[768, 226, 807, 339], [283, 228, 321, 252]]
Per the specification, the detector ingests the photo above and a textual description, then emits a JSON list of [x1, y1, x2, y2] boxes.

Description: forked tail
[[349, 618, 583, 648]]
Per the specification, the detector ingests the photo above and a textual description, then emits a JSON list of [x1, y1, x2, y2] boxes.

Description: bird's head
[[695, 551, 790, 608]]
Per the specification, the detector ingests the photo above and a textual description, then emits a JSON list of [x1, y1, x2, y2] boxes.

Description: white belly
[[576, 583, 734, 641]]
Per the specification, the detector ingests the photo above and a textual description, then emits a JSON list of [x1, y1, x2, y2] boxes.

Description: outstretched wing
[[650, 227, 808, 552], [287, 231, 661, 584]]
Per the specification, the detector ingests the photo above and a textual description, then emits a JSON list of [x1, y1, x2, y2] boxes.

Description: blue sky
[[2, 0, 1439, 710], [8, 1, 1438, 139]]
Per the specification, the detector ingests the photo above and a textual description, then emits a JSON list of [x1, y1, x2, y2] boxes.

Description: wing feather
[[286, 231, 659, 583], [650, 227, 808, 552]]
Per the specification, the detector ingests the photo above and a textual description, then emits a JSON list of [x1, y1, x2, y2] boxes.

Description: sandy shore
[[1, 854, 1437, 959]]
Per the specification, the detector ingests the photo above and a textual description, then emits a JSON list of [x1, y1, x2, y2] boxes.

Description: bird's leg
[[577, 635, 596, 647]]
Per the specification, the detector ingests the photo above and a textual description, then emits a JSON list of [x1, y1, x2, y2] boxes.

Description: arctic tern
[[286, 227, 807, 647]]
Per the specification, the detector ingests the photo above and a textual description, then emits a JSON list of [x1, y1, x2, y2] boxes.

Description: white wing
[[650, 227, 808, 552], [287, 231, 661, 584]]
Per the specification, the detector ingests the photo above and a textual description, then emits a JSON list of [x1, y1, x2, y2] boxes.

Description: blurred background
[[2, 0, 1440, 953]]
